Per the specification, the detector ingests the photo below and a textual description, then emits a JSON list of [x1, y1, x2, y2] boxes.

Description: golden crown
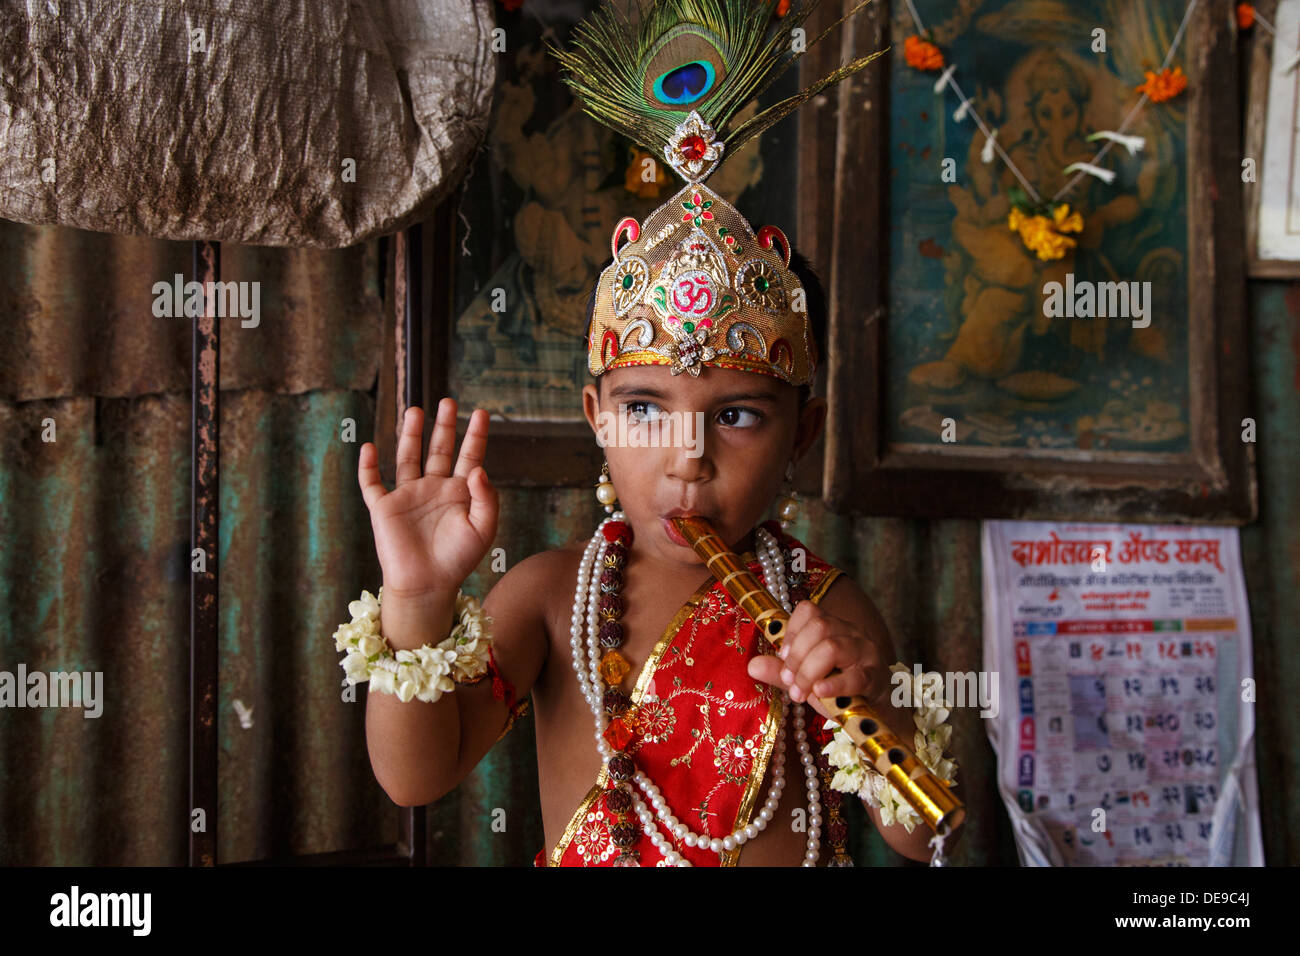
[[550, 0, 884, 387]]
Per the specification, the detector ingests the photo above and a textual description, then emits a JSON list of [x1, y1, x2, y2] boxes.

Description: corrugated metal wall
[[0, 220, 1295, 866], [0, 221, 394, 864]]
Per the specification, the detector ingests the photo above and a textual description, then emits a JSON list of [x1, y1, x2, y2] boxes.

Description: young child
[[348, 0, 961, 867]]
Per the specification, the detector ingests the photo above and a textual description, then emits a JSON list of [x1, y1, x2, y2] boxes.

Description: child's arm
[[748, 575, 965, 863], [444, 550, 556, 783], [356, 398, 548, 807], [364, 553, 551, 806]]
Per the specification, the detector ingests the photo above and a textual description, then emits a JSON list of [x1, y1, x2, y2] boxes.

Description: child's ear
[[582, 383, 604, 437]]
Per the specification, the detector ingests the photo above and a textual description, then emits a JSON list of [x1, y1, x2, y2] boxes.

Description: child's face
[[582, 364, 826, 571]]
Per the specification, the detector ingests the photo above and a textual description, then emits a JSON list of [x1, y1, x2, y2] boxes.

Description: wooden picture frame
[[1245, 0, 1300, 277], [805, 0, 1256, 523]]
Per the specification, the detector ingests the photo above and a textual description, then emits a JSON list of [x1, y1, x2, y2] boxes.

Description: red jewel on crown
[[679, 134, 708, 161]]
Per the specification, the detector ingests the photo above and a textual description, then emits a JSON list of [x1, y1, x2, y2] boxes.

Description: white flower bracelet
[[821, 662, 959, 833], [332, 586, 493, 703]]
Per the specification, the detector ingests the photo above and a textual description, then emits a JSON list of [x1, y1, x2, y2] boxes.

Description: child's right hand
[[357, 398, 498, 601]]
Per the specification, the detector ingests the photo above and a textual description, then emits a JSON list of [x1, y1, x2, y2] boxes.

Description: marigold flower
[[1028, 221, 1070, 260], [905, 34, 944, 71], [1052, 203, 1084, 234], [1007, 205, 1084, 262], [1035, 231, 1077, 261], [1135, 65, 1187, 104], [1237, 3, 1255, 30]]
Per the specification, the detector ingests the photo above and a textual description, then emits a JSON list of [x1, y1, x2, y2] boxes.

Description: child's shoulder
[[514, 539, 584, 566], [487, 541, 588, 636], [491, 543, 585, 603]]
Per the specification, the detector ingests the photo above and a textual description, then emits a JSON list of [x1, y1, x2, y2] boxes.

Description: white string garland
[[903, 0, 1204, 203]]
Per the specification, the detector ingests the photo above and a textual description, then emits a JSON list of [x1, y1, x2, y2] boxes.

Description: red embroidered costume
[[520, 521, 848, 867]]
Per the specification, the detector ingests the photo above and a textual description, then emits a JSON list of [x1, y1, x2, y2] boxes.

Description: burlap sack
[[0, 0, 496, 247]]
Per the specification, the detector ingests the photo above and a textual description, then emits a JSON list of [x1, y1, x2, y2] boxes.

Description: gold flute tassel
[[671, 515, 965, 835]]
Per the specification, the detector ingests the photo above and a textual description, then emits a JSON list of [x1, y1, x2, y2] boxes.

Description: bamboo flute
[[671, 515, 965, 835]]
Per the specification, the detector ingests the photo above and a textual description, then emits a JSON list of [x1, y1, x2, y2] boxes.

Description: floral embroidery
[[723, 613, 750, 655], [680, 191, 715, 228], [574, 810, 613, 865], [713, 733, 756, 784], [638, 698, 677, 743]]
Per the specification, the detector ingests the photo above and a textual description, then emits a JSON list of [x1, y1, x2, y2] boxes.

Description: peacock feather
[[547, 0, 886, 166]]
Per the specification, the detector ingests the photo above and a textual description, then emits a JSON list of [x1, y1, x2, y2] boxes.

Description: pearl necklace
[[569, 512, 823, 867]]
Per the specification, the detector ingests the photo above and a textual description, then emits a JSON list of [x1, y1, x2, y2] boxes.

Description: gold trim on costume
[[724, 560, 843, 865], [547, 782, 604, 867], [548, 554, 755, 866], [810, 567, 843, 604], [721, 671, 781, 866]]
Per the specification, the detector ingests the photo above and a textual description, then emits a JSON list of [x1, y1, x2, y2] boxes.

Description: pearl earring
[[595, 461, 619, 514], [776, 460, 800, 529]]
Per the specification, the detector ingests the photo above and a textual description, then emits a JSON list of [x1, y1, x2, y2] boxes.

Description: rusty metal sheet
[[0, 223, 383, 402]]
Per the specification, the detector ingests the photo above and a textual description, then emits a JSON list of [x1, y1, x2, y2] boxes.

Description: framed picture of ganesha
[[807, 0, 1256, 522]]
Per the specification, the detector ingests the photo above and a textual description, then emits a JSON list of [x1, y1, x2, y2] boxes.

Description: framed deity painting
[[803, 0, 1256, 522]]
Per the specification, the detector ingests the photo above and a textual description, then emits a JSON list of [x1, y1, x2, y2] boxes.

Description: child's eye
[[625, 401, 663, 424], [717, 406, 762, 428]]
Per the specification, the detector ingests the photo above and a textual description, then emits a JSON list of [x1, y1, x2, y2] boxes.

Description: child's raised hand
[[747, 601, 889, 721], [357, 398, 498, 600]]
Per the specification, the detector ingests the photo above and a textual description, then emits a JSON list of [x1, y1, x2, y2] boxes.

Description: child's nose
[[664, 442, 714, 484]]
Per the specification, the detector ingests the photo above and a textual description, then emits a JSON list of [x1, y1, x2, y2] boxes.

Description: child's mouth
[[661, 513, 705, 548], [663, 517, 690, 547]]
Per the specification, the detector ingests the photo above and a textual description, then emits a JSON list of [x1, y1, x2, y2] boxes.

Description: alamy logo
[[0, 664, 102, 718], [49, 886, 151, 935], [594, 406, 706, 458], [151, 274, 261, 327], [1042, 273, 1151, 328], [891, 663, 1000, 718]]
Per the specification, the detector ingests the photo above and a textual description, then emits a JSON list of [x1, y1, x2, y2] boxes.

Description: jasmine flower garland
[[821, 663, 959, 833], [332, 587, 493, 703]]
